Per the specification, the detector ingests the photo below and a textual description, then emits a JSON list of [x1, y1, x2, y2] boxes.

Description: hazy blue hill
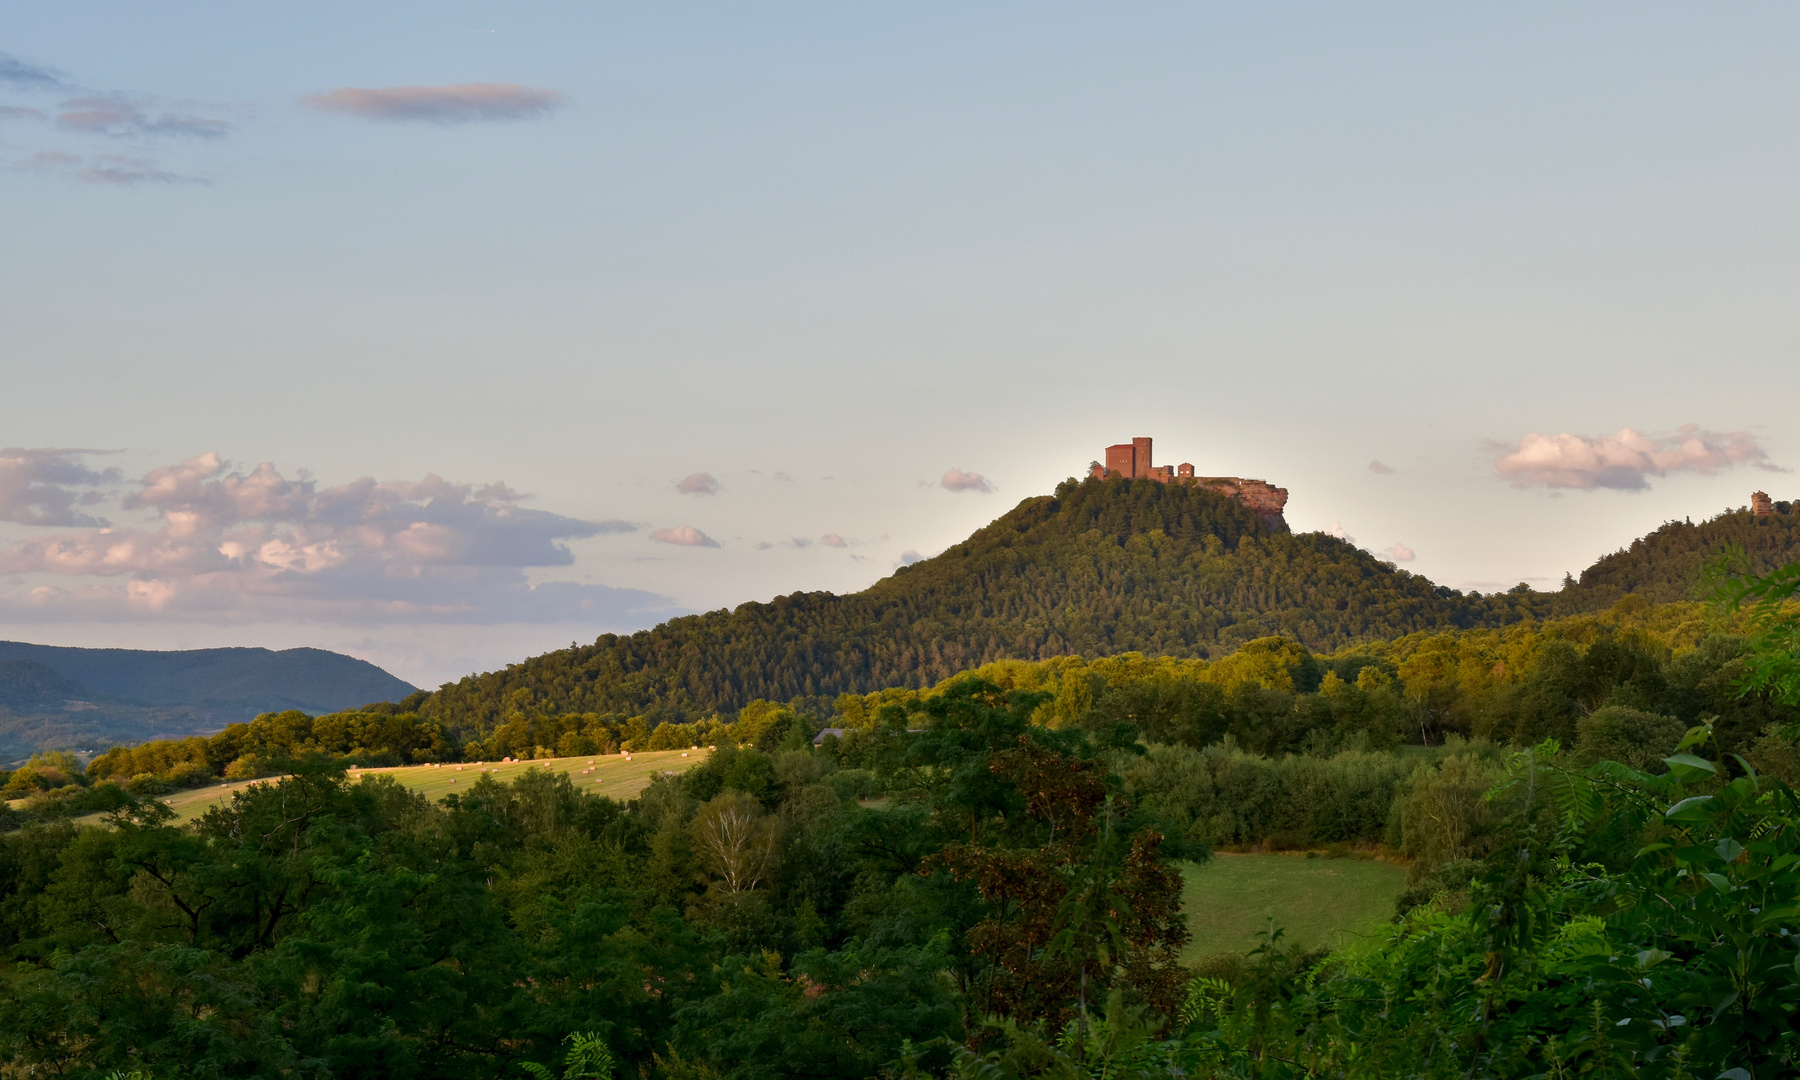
[[0, 642, 416, 714], [0, 644, 417, 761], [0, 659, 98, 715]]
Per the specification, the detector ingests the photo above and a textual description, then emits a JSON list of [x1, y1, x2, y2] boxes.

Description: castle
[[1090, 436, 1289, 528]]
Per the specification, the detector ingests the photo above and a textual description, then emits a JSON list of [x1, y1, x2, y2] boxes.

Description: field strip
[[73, 748, 713, 826]]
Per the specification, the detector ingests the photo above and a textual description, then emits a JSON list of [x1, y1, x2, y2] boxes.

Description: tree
[[691, 791, 779, 895]]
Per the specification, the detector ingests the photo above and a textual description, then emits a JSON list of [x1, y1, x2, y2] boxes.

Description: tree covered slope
[[417, 477, 1552, 738]]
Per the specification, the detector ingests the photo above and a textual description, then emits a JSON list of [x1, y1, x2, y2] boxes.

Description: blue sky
[[3, 3, 1797, 686]]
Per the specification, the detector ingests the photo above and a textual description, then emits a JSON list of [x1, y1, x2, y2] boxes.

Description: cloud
[[14, 150, 207, 186], [1368, 460, 1395, 475], [753, 541, 774, 550], [0, 449, 121, 527], [676, 472, 721, 495], [649, 524, 719, 548], [55, 96, 232, 139], [941, 468, 992, 493], [0, 451, 657, 625], [1379, 542, 1416, 563], [303, 83, 565, 124], [1323, 521, 1355, 545], [1494, 424, 1778, 490], [820, 533, 847, 548], [0, 54, 68, 91], [0, 106, 45, 122], [898, 549, 923, 566]]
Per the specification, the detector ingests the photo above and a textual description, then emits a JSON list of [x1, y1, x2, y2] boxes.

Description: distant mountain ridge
[[0, 643, 417, 760]]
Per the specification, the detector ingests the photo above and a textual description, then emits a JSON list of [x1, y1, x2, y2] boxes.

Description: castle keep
[[1090, 436, 1289, 528]]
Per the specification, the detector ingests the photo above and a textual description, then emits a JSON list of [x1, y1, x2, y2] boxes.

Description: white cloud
[[1379, 542, 1416, 563], [0, 451, 666, 625], [303, 84, 565, 124], [1323, 521, 1355, 545], [1494, 424, 1777, 490], [676, 472, 721, 495], [941, 468, 992, 493], [820, 533, 847, 548], [898, 549, 924, 565], [649, 524, 720, 548]]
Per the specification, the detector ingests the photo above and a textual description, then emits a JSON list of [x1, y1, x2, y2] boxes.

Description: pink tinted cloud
[[0, 448, 120, 527], [304, 83, 565, 124], [941, 468, 992, 493], [1494, 425, 1777, 490], [0, 451, 655, 625], [1378, 542, 1416, 563], [677, 472, 721, 495], [650, 524, 720, 548]]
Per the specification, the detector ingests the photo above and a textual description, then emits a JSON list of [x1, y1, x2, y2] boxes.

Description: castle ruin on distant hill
[[1089, 436, 1289, 528]]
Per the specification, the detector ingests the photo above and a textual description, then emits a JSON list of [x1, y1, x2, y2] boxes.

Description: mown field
[[76, 748, 712, 826], [1180, 853, 1408, 960]]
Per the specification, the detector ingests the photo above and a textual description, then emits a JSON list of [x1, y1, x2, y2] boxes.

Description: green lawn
[[1181, 853, 1408, 961], [71, 748, 712, 826]]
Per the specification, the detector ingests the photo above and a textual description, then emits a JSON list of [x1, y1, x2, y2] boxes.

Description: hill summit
[[417, 475, 1548, 741]]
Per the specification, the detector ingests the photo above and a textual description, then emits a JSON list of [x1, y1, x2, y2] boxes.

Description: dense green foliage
[[7, 576, 1800, 1075], [410, 482, 1800, 747], [0, 681, 1196, 1079]]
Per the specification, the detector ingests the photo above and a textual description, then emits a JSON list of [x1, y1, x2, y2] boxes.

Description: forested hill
[[1574, 508, 1800, 601], [415, 476, 1546, 739]]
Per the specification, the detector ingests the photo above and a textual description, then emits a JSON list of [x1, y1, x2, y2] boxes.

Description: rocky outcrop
[[1195, 477, 1289, 530]]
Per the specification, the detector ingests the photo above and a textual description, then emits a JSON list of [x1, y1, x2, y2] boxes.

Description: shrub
[[1571, 705, 1687, 770]]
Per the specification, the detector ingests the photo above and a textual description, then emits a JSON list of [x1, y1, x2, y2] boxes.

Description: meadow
[[73, 747, 712, 826], [1179, 852, 1408, 960]]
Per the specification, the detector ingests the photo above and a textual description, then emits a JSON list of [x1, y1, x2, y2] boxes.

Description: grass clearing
[[73, 748, 712, 826], [1181, 853, 1408, 961]]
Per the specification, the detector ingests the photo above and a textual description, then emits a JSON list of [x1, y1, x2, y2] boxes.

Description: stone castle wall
[[1089, 436, 1289, 529]]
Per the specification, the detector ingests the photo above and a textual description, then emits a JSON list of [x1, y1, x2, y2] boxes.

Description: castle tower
[[1132, 437, 1152, 479], [1752, 491, 1774, 516]]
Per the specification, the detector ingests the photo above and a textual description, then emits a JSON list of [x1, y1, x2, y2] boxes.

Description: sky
[[2, 3, 1797, 688]]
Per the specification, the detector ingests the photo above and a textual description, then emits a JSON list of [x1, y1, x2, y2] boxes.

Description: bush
[[1395, 754, 1505, 883], [1571, 705, 1687, 770]]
